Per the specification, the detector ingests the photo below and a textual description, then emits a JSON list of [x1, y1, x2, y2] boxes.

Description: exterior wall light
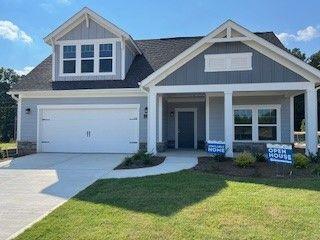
[[25, 108, 31, 114], [144, 107, 148, 119]]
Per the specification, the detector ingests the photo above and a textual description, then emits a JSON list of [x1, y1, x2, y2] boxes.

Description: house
[[9, 7, 320, 157]]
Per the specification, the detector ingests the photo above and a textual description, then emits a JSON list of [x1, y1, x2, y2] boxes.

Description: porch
[[147, 83, 318, 157]]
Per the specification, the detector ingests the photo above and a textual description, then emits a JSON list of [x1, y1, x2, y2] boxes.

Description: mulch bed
[[195, 157, 318, 178], [115, 156, 166, 170]]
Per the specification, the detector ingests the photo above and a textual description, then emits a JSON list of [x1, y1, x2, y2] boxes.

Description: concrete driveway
[[0, 153, 125, 240]]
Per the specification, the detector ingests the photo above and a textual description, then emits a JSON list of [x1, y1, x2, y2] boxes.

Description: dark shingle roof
[[12, 32, 285, 91]]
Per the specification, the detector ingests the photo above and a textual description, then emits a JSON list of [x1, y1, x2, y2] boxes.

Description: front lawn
[[15, 171, 320, 240]]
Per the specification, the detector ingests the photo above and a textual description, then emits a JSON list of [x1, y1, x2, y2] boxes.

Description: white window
[[204, 52, 252, 72], [59, 39, 116, 76], [233, 105, 280, 142]]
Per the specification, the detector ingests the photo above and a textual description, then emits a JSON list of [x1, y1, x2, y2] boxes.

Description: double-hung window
[[81, 44, 94, 73], [63, 45, 76, 74], [234, 106, 280, 142], [99, 44, 113, 73]]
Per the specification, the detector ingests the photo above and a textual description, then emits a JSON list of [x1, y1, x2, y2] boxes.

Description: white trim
[[204, 52, 252, 72], [224, 91, 233, 157], [9, 88, 146, 99], [51, 42, 55, 81], [174, 108, 197, 149], [36, 104, 140, 153], [205, 94, 210, 141], [233, 104, 281, 143], [158, 95, 163, 142], [166, 97, 205, 103], [44, 7, 141, 54], [147, 91, 157, 153], [305, 89, 318, 155], [121, 38, 125, 80], [290, 96, 294, 143], [151, 82, 314, 94], [59, 39, 117, 77], [140, 20, 320, 88], [17, 98, 22, 141]]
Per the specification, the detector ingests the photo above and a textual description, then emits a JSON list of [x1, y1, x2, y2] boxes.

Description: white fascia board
[[140, 19, 320, 88], [9, 88, 147, 99], [151, 82, 314, 94], [44, 7, 141, 54]]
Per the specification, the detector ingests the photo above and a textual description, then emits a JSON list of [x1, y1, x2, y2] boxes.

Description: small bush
[[254, 153, 267, 162], [234, 151, 256, 168], [123, 150, 153, 166], [312, 164, 320, 177], [213, 154, 227, 162], [308, 152, 320, 164], [293, 153, 310, 169]]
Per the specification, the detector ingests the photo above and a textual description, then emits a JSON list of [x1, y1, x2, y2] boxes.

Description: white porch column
[[206, 94, 210, 142], [224, 91, 233, 157], [158, 95, 163, 142], [305, 88, 318, 155], [17, 98, 22, 141], [290, 96, 294, 143], [147, 90, 157, 154]]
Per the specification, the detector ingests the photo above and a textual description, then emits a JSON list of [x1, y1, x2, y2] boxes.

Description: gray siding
[[54, 42, 122, 81], [58, 19, 118, 41], [209, 95, 291, 143], [165, 101, 205, 142], [20, 97, 148, 143], [157, 42, 308, 86], [125, 45, 135, 74]]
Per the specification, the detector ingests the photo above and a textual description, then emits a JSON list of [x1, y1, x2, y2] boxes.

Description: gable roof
[[11, 32, 284, 92], [44, 7, 141, 54], [140, 20, 320, 88]]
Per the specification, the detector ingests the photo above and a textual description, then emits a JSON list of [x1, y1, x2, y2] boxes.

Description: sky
[[0, 0, 320, 75]]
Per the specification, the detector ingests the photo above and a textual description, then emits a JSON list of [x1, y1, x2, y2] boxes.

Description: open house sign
[[266, 143, 293, 164]]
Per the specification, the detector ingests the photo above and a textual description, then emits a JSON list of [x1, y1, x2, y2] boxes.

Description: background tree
[[288, 48, 307, 61], [0, 68, 20, 142], [308, 51, 320, 70]]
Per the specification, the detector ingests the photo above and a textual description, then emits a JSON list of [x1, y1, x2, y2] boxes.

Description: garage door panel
[[39, 106, 139, 153]]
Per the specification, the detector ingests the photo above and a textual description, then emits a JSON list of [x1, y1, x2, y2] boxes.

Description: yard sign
[[207, 140, 226, 155], [266, 143, 293, 164]]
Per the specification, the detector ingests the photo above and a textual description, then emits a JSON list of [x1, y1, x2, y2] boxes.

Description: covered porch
[[147, 82, 318, 157]]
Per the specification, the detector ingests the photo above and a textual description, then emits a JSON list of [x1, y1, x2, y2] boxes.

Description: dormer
[[44, 7, 141, 82]]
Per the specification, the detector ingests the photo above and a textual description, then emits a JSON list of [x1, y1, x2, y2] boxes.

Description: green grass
[[15, 171, 320, 240], [0, 142, 16, 150]]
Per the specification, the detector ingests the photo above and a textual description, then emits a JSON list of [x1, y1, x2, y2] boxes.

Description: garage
[[37, 104, 140, 153]]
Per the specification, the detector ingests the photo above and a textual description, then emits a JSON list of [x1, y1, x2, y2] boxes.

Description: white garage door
[[38, 105, 139, 153]]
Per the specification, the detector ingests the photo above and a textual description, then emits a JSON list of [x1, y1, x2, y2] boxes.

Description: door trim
[[36, 104, 140, 153], [175, 108, 197, 149]]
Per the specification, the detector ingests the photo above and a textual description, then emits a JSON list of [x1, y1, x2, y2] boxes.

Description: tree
[[288, 48, 307, 61], [308, 51, 320, 70], [0, 68, 20, 142]]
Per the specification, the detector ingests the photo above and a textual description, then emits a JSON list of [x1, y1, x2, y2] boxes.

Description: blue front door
[[178, 111, 195, 148]]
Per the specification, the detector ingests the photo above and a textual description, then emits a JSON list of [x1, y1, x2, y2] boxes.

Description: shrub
[[124, 150, 153, 166], [308, 152, 320, 164], [213, 153, 227, 162], [293, 153, 310, 169], [312, 164, 320, 177], [254, 153, 267, 162], [234, 151, 256, 168]]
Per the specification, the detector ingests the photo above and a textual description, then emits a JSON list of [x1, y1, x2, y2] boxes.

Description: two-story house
[[9, 7, 320, 157]]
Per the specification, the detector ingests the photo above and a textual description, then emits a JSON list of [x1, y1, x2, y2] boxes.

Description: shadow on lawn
[[74, 170, 320, 217]]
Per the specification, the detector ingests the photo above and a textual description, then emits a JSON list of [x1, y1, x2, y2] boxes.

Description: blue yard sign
[[266, 143, 293, 164], [207, 141, 226, 155]]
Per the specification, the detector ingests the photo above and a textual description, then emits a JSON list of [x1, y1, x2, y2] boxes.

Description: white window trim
[[233, 105, 281, 143], [204, 52, 253, 72], [59, 39, 117, 77]]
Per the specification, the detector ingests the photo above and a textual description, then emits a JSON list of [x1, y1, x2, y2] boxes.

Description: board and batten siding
[[20, 97, 148, 144], [157, 42, 308, 86], [209, 95, 291, 143], [58, 19, 118, 41]]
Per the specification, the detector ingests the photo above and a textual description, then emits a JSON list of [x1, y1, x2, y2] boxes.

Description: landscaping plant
[[234, 151, 256, 168], [312, 165, 320, 177], [293, 153, 310, 169], [254, 153, 267, 162]]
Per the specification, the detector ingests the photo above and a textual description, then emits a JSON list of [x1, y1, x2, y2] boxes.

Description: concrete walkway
[[0, 153, 125, 240], [103, 153, 198, 179]]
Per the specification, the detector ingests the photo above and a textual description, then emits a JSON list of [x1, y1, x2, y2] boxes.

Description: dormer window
[[63, 45, 76, 74], [99, 44, 113, 73], [59, 40, 116, 76], [81, 44, 94, 73]]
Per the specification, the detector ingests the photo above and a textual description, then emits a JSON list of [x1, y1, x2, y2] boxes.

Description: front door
[[178, 111, 195, 148]]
